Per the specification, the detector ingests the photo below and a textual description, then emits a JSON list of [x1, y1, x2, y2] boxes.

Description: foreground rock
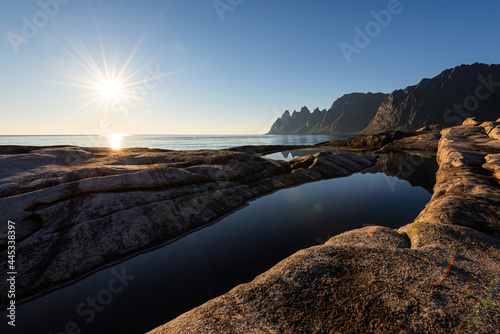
[[413, 119, 500, 235], [150, 120, 500, 334], [0, 146, 376, 305]]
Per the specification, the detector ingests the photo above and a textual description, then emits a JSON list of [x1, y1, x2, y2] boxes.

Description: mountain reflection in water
[[364, 152, 438, 193]]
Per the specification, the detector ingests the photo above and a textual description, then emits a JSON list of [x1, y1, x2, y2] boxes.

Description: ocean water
[[0, 134, 346, 151]]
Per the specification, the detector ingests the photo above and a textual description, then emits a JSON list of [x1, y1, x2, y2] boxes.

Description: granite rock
[[150, 122, 500, 334], [0, 146, 377, 305]]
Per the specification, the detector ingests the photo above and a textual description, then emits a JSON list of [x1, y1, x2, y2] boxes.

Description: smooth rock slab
[[150, 122, 500, 334], [149, 226, 500, 334], [0, 146, 377, 306], [416, 124, 500, 235]]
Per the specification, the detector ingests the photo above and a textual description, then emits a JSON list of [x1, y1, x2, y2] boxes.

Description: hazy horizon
[[2, 0, 500, 136]]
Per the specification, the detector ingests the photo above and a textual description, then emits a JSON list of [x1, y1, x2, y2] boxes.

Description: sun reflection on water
[[105, 133, 126, 150]]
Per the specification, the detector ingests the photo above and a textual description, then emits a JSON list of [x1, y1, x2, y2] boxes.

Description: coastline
[[149, 119, 500, 333], [0, 143, 378, 307], [1, 119, 499, 333]]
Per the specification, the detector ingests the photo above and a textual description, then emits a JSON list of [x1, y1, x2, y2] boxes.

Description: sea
[[0, 134, 346, 151]]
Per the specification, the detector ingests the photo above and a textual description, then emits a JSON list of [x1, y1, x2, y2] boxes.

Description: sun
[[105, 133, 126, 150], [48, 13, 195, 117], [97, 79, 124, 101]]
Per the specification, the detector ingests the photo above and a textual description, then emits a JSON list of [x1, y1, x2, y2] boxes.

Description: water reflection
[[364, 152, 438, 193], [263, 148, 352, 161], [104, 133, 126, 150], [264, 150, 438, 193], [11, 172, 431, 334]]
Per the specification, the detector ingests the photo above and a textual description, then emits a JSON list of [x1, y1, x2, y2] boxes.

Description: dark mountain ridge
[[267, 63, 500, 135], [268, 93, 387, 135], [367, 63, 500, 131]]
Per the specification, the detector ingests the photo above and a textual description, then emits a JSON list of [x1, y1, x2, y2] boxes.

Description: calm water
[[0, 134, 345, 151], [4, 166, 434, 334], [262, 148, 354, 161]]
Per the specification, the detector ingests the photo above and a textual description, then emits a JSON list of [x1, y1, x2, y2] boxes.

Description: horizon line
[[0, 133, 276, 136]]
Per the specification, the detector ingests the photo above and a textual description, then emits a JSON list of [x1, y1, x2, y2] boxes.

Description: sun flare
[[49, 16, 193, 118], [97, 79, 124, 101], [105, 133, 126, 150]]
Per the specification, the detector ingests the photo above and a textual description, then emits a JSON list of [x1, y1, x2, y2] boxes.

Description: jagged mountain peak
[[268, 63, 500, 135], [268, 93, 388, 135], [366, 63, 500, 131]]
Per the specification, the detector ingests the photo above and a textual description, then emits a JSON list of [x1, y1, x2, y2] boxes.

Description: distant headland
[[268, 63, 500, 135]]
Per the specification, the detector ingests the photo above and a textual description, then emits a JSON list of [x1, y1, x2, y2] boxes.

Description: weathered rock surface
[[312, 124, 441, 157], [414, 120, 500, 235], [150, 121, 500, 334], [0, 146, 377, 306], [227, 145, 306, 155], [315, 130, 413, 151], [379, 125, 442, 157]]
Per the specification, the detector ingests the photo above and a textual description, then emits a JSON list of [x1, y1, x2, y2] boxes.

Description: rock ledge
[[149, 120, 500, 334]]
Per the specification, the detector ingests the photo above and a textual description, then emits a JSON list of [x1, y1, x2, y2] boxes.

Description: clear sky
[[1, 0, 499, 135]]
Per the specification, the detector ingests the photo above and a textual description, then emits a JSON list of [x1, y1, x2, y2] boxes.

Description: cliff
[[268, 63, 500, 135], [267, 93, 388, 135], [366, 63, 500, 131]]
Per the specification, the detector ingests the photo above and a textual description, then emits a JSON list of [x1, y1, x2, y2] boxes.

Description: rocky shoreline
[[0, 142, 378, 306], [1, 120, 498, 333], [149, 119, 500, 333]]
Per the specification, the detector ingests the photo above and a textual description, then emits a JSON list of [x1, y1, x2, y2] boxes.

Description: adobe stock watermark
[[443, 74, 500, 126], [6, 0, 72, 54], [213, 0, 243, 21], [48, 267, 135, 334], [340, 0, 406, 64]]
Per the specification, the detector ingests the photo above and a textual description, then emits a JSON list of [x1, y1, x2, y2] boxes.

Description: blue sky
[[1, 0, 499, 135]]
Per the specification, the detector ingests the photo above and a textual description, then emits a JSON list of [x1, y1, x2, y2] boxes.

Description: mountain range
[[267, 63, 500, 135]]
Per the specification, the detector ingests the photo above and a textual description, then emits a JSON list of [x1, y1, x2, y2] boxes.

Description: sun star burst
[[97, 79, 124, 101]]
